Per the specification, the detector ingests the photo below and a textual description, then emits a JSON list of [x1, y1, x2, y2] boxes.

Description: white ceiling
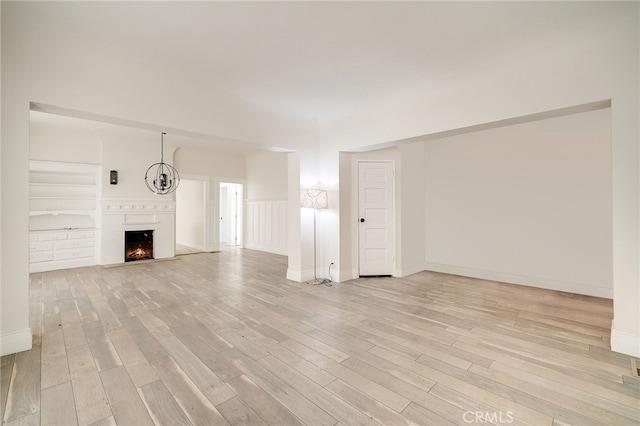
[[17, 1, 623, 150]]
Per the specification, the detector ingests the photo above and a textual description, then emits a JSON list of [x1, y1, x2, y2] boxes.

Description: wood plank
[[266, 342, 336, 387], [118, 316, 168, 362], [131, 310, 174, 341], [325, 379, 416, 426], [225, 374, 303, 426], [108, 328, 158, 388], [476, 362, 640, 424], [62, 323, 88, 350], [307, 328, 375, 354], [82, 321, 122, 372], [158, 335, 236, 406], [280, 338, 412, 412], [73, 297, 99, 324], [137, 380, 191, 426], [351, 349, 436, 393], [368, 345, 553, 425], [67, 345, 112, 425], [40, 329, 70, 389], [275, 325, 350, 363], [401, 402, 456, 426], [85, 415, 116, 426], [149, 355, 229, 425], [60, 306, 82, 328], [41, 299, 62, 334], [222, 348, 337, 426], [258, 354, 379, 426], [3, 343, 41, 423], [417, 384, 504, 426], [99, 366, 153, 426], [455, 340, 640, 405], [3, 411, 40, 426], [1, 354, 16, 421], [40, 381, 77, 426], [342, 356, 435, 405], [215, 328, 270, 361], [170, 322, 242, 382], [215, 395, 268, 426]]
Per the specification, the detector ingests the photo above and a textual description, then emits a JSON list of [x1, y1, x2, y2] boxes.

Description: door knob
[[360, 218, 365, 223]]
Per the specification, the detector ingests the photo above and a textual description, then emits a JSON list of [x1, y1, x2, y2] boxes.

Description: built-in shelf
[[30, 210, 97, 215], [29, 160, 102, 272], [30, 182, 96, 186]]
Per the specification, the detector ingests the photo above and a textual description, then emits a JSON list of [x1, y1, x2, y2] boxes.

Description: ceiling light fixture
[[145, 132, 180, 195]]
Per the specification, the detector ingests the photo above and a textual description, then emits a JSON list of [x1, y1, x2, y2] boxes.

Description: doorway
[[219, 182, 244, 248], [358, 161, 395, 276], [175, 175, 210, 255]]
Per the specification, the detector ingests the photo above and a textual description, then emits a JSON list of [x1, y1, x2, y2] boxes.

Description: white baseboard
[[330, 268, 352, 283], [287, 268, 330, 283], [245, 243, 287, 256], [424, 262, 613, 299], [1, 328, 32, 356], [286, 268, 303, 282], [396, 263, 427, 278], [611, 324, 640, 357], [175, 240, 205, 251], [301, 268, 316, 282]]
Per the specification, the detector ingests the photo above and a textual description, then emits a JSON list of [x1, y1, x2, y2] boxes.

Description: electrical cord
[[307, 262, 333, 287]]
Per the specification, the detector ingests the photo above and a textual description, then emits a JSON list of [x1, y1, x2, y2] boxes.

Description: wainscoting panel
[[245, 199, 287, 255]]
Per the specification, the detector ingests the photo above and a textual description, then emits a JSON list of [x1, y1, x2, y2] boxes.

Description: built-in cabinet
[[29, 160, 101, 272], [29, 229, 96, 272]]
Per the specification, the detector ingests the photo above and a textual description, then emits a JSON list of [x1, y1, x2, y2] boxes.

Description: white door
[[358, 161, 395, 276], [219, 185, 229, 245], [219, 182, 244, 247]]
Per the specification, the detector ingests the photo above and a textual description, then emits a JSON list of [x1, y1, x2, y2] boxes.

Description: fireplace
[[124, 230, 154, 262]]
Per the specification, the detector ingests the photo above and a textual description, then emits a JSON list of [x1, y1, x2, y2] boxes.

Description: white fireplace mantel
[[100, 198, 175, 265]]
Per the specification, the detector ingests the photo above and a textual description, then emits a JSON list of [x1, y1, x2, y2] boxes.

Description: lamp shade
[[301, 189, 328, 209]]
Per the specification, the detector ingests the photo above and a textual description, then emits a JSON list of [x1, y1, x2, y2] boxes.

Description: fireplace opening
[[125, 230, 154, 262]]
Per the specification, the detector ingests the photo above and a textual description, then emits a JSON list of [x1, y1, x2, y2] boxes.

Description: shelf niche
[[29, 160, 101, 272]]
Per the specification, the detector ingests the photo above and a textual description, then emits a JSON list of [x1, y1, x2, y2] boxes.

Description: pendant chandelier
[[144, 132, 180, 195]]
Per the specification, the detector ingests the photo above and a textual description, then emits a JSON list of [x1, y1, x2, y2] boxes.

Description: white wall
[[30, 112, 102, 164], [245, 151, 288, 255], [176, 179, 205, 250], [175, 146, 246, 194], [398, 142, 426, 276], [424, 108, 613, 298], [101, 137, 180, 200], [246, 199, 287, 255], [245, 151, 288, 200], [286, 153, 303, 281]]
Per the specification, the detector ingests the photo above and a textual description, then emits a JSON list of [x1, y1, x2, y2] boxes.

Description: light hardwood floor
[[2, 249, 639, 425]]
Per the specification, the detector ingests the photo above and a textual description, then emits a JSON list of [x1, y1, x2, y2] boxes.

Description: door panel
[[358, 161, 394, 276]]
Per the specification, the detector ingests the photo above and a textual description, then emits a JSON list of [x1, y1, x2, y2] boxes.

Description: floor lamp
[[301, 188, 330, 284]]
